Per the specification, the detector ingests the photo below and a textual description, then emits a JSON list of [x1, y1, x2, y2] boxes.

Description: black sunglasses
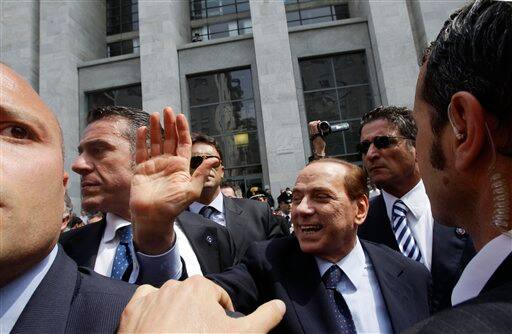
[[190, 155, 221, 169], [356, 136, 411, 155]]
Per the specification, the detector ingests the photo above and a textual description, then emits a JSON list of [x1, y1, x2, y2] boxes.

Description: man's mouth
[[298, 224, 323, 233]]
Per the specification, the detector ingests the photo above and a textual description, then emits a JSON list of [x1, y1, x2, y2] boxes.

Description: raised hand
[[119, 276, 286, 333], [130, 107, 217, 254]]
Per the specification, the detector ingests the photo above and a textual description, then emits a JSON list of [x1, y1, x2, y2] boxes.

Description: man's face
[[360, 119, 418, 195], [413, 65, 458, 226], [291, 162, 367, 262], [191, 142, 224, 190], [71, 118, 134, 218], [0, 64, 68, 282], [221, 186, 236, 198], [279, 202, 291, 214]]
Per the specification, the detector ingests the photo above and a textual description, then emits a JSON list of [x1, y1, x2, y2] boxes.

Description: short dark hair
[[191, 132, 223, 161], [308, 158, 369, 200], [86, 106, 151, 152], [421, 0, 512, 152], [360, 106, 417, 142]]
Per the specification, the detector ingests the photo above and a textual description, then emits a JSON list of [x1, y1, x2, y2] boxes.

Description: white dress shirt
[[174, 224, 203, 276], [0, 245, 58, 333], [382, 180, 434, 270], [316, 238, 393, 334], [189, 192, 226, 226], [452, 232, 512, 306]]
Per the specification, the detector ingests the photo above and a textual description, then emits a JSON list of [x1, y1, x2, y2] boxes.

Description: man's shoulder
[[77, 265, 137, 297], [405, 282, 512, 333], [244, 236, 302, 262], [226, 197, 269, 211], [59, 219, 106, 244]]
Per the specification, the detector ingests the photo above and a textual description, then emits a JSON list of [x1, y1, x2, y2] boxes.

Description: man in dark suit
[[351, 106, 474, 312], [188, 133, 284, 263], [0, 63, 135, 333], [61, 106, 234, 284], [209, 159, 431, 333], [404, 0, 512, 331]]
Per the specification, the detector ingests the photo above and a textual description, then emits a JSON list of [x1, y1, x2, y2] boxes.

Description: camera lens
[[318, 121, 331, 133]]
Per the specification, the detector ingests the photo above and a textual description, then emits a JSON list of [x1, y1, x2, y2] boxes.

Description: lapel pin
[[455, 227, 466, 236], [206, 235, 214, 245]]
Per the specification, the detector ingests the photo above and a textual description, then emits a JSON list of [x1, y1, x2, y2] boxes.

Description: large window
[[190, 0, 251, 42], [106, 0, 139, 57], [285, 1, 349, 28], [300, 52, 374, 162], [87, 85, 142, 112], [188, 69, 262, 194]]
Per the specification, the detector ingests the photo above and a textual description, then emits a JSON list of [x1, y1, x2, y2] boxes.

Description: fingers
[[308, 120, 320, 135], [132, 284, 158, 300], [150, 112, 162, 157], [175, 114, 192, 160], [135, 127, 148, 164], [190, 158, 218, 195], [212, 282, 235, 312], [163, 107, 177, 155], [237, 299, 286, 333]]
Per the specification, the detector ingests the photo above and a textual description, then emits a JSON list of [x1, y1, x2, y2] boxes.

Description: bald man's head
[[0, 63, 69, 287]]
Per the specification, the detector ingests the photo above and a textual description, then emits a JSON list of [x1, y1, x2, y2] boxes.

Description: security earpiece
[[447, 103, 466, 140]]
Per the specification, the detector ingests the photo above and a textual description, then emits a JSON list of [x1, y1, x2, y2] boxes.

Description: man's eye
[[1, 125, 29, 139]]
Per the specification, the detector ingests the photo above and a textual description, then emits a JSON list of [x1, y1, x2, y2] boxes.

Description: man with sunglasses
[[356, 106, 475, 312], [187, 133, 284, 263]]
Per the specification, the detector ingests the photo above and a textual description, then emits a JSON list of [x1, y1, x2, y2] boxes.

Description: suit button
[[455, 227, 466, 236]]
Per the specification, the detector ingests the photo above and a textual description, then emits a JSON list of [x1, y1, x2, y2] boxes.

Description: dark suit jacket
[[209, 237, 431, 334], [405, 253, 512, 333], [358, 194, 475, 311], [12, 248, 135, 333], [223, 196, 284, 263], [59, 212, 234, 282]]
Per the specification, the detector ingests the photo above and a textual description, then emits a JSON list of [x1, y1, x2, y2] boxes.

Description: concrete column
[[250, 0, 305, 196], [39, 1, 106, 207], [138, 1, 189, 114], [365, 0, 418, 108], [0, 0, 39, 90]]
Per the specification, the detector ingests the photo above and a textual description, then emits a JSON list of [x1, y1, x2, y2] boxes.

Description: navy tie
[[391, 200, 423, 263], [322, 265, 357, 334], [110, 225, 133, 281], [199, 205, 216, 220]]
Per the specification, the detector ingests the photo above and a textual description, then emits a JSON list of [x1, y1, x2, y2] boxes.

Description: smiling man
[[208, 159, 431, 333]]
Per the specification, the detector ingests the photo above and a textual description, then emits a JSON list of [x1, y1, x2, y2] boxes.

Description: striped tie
[[392, 200, 423, 263]]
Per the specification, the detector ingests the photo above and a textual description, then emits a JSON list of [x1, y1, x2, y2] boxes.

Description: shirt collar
[[0, 245, 58, 333], [451, 232, 512, 306], [103, 213, 131, 243], [315, 238, 366, 291], [382, 180, 430, 220], [189, 192, 225, 215]]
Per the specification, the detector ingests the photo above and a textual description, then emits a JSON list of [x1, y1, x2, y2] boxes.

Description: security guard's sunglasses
[[356, 136, 411, 155], [190, 155, 221, 169]]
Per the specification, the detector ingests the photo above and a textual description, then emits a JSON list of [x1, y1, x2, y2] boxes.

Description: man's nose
[[71, 154, 93, 175]]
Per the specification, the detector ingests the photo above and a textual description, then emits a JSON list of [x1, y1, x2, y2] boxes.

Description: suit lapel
[[223, 197, 247, 261], [12, 249, 78, 333], [361, 194, 399, 251], [280, 240, 340, 333], [177, 211, 222, 274], [363, 241, 411, 333], [431, 222, 468, 279], [71, 219, 106, 268]]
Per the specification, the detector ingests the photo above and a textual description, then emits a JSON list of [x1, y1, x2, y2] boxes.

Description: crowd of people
[[1, 0, 511, 333]]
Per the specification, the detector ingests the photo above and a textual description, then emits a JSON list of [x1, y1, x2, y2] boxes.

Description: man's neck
[[383, 177, 421, 198], [198, 187, 221, 205]]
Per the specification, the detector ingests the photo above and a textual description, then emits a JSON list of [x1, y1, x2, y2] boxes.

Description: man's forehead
[[295, 163, 346, 188], [82, 118, 129, 142], [361, 119, 399, 136]]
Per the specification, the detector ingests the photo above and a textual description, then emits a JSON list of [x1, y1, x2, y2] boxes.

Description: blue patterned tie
[[110, 225, 133, 281], [322, 265, 357, 334], [392, 200, 423, 263]]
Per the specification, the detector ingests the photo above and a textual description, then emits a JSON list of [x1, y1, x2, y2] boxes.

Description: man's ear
[[449, 92, 486, 171], [354, 195, 369, 226]]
